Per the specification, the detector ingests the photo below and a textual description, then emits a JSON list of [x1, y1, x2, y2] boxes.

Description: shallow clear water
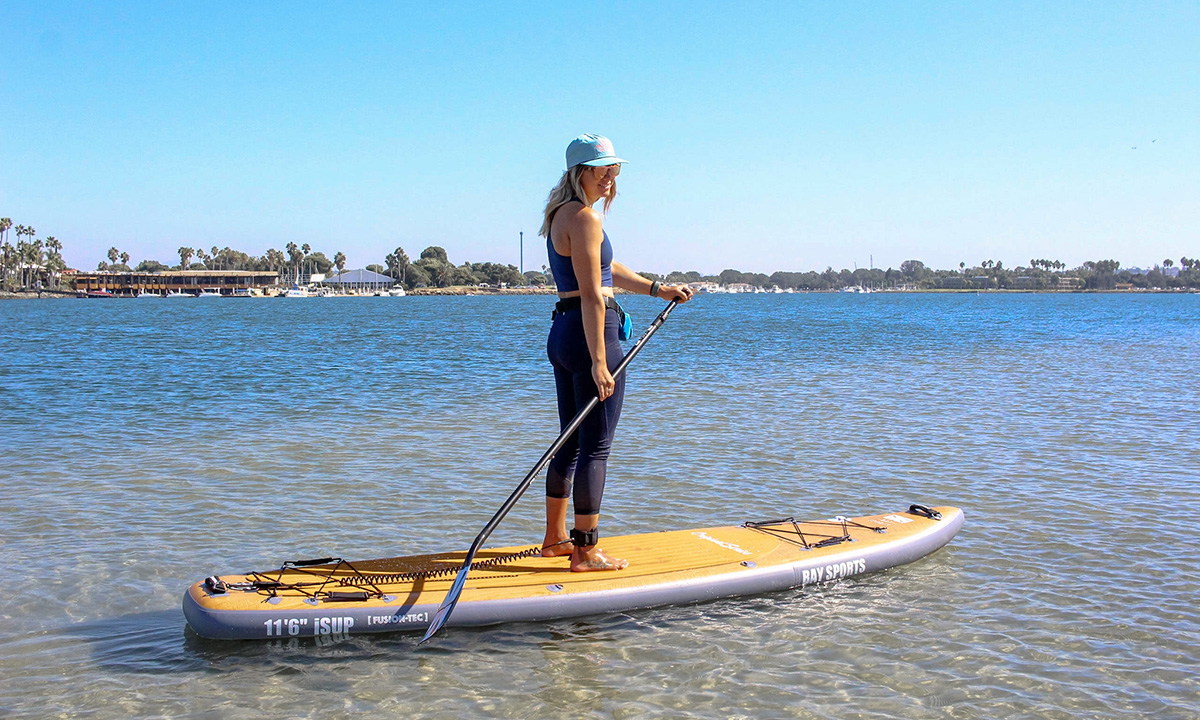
[[1, 293, 1197, 719]]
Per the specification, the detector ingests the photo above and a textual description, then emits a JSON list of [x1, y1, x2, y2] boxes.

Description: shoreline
[[0, 289, 77, 300], [2, 287, 1195, 300], [406, 286, 557, 296]]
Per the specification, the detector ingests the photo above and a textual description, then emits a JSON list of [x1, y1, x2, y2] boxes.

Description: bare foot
[[570, 547, 628, 572], [541, 536, 572, 557]]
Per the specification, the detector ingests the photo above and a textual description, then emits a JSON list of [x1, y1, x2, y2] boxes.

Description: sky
[[2, 1, 1197, 275]]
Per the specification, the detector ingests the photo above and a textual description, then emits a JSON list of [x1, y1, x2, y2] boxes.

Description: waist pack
[[554, 296, 634, 341]]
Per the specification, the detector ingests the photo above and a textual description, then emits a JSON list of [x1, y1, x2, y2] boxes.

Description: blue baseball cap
[[565, 134, 628, 169]]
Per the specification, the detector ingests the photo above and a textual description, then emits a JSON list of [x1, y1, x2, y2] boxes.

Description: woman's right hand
[[661, 284, 695, 303], [592, 360, 616, 401]]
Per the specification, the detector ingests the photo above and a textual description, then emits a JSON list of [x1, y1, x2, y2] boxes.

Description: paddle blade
[[419, 563, 472, 644]]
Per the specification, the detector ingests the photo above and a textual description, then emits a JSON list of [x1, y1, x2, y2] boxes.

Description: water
[[1, 293, 1197, 719]]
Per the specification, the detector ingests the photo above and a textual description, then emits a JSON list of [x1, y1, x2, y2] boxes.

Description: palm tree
[[301, 243, 311, 281], [26, 228, 36, 289], [14, 237, 26, 289], [0, 243, 11, 291], [120, 251, 130, 269], [107, 247, 119, 267], [334, 251, 347, 277], [178, 246, 194, 270], [45, 236, 64, 288], [0, 219, 11, 288], [14, 237, 28, 289], [11, 229, 23, 289], [386, 247, 410, 284], [0, 217, 10, 278], [15, 229, 27, 287], [28, 238, 44, 290], [286, 242, 301, 284], [265, 248, 285, 277], [20, 226, 37, 289], [7, 226, 19, 287], [428, 262, 451, 288]]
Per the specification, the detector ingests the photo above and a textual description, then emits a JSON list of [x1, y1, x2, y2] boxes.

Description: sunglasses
[[588, 164, 621, 177]]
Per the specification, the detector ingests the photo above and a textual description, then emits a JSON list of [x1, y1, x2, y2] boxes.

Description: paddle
[[419, 299, 681, 644]]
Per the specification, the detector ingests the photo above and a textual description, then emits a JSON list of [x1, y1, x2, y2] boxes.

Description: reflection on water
[[1, 293, 1198, 718]]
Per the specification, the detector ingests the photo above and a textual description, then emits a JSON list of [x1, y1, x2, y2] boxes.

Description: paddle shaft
[[420, 299, 680, 644]]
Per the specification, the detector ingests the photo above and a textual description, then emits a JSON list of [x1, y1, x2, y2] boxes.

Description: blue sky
[[2, 2, 1196, 274]]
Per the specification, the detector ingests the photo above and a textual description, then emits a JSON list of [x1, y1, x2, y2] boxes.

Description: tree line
[[1, 214, 1197, 293], [365, 246, 529, 289], [0, 220, 534, 292], [113, 242, 341, 286], [0, 218, 69, 291], [101, 241, 531, 290], [639, 257, 1200, 291]]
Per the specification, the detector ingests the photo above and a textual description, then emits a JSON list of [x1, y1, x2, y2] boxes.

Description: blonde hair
[[539, 166, 617, 238]]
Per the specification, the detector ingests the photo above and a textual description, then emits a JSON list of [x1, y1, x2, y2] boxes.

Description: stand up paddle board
[[183, 503, 962, 640]]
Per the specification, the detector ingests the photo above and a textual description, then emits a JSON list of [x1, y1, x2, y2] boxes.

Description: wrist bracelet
[[650, 280, 661, 297]]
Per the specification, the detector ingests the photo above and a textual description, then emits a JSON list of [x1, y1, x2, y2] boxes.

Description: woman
[[539, 134, 694, 571]]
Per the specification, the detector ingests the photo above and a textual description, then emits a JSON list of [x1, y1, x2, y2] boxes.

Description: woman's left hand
[[661, 285, 695, 303]]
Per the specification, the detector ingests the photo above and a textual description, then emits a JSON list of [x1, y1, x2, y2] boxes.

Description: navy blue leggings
[[546, 307, 626, 516]]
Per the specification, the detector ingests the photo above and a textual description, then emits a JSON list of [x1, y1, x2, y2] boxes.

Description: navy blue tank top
[[547, 230, 613, 293]]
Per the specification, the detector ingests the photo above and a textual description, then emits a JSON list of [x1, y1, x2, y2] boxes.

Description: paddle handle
[[420, 299, 679, 644]]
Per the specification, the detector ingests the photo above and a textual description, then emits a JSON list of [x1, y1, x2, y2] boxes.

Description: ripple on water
[[0, 294, 1198, 718]]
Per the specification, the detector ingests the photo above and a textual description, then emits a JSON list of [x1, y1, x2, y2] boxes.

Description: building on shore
[[319, 268, 397, 292], [69, 270, 281, 296]]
